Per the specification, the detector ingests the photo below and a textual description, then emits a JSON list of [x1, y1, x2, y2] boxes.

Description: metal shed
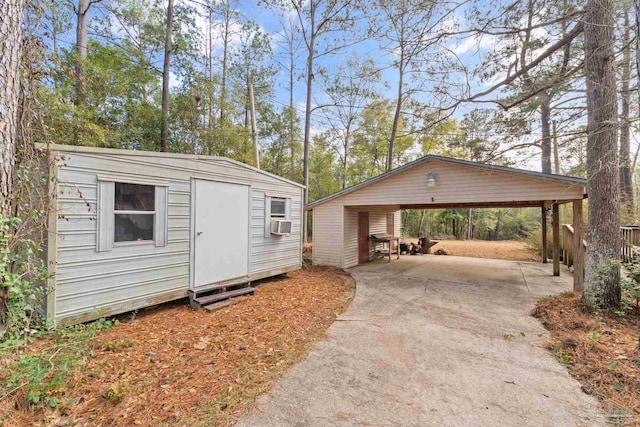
[[305, 155, 587, 289], [46, 145, 304, 325]]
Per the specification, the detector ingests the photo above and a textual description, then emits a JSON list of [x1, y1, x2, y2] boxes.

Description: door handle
[[197, 231, 203, 236]]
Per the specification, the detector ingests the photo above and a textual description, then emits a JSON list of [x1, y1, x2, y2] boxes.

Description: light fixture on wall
[[427, 171, 436, 187]]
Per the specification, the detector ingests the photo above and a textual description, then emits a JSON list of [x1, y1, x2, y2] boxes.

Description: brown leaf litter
[[404, 239, 540, 262], [533, 292, 640, 424], [0, 268, 354, 427]]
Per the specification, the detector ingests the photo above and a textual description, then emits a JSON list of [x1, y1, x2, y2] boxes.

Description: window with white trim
[[114, 183, 155, 242], [97, 178, 168, 252], [270, 197, 286, 219], [264, 195, 291, 237]]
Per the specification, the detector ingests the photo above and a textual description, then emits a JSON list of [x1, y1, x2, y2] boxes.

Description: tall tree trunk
[[289, 42, 296, 180], [244, 82, 249, 130], [300, 5, 316, 241], [583, 0, 621, 308], [73, 0, 92, 144], [207, 6, 214, 155], [540, 95, 552, 174], [342, 121, 351, 190], [0, 0, 23, 216], [75, 0, 89, 107], [636, 0, 640, 152], [220, 1, 230, 125], [619, 10, 633, 218], [51, 3, 60, 89], [418, 209, 426, 236], [388, 58, 404, 172], [160, 0, 174, 153], [302, 31, 315, 205], [300, 3, 317, 243], [52, 9, 59, 59], [248, 81, 259, 169], [552, 120, 560, 174], [0, 0, 24, 331]]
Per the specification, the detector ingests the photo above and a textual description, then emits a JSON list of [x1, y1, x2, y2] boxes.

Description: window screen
[[271, 198, 286, 218], [114, 183, 155, 242]]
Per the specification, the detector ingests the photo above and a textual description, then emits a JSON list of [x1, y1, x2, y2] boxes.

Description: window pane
[[115, 183, 155, 211], [115, 214, 154, 242], [271, 198, 286, 216]]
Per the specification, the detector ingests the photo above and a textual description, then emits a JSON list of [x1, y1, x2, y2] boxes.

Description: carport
[[305, 155, 587, 290]]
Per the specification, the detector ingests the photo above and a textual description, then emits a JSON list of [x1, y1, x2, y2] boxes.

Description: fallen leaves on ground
[[1, 268, 354, 427], [533, 292, 640, 424]]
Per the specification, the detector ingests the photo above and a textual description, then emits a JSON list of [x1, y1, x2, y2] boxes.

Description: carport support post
[[541, 206, 548, 263], [572, 199, 584, 291], [552, 202, 560, 276]]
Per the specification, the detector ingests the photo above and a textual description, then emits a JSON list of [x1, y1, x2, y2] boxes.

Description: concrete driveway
[[237, 256, 604, 426]]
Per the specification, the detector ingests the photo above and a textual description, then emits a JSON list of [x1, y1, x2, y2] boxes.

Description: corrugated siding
[[53, 151, 301, 324], [335, 159, 584, 206], [341, 206, 400, 269], [369, 209, 387, 234], [250, 187, 302, 276], [394, 210, 401, 237], [369, 207, 392, 257], [343, 208, 358, 269], [312, 203, 343, 267]]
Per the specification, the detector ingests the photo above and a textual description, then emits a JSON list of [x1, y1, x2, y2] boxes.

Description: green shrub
[[0, 216, 51, 346], [1, 318, 117, 410], [622, 263, 640, 309]]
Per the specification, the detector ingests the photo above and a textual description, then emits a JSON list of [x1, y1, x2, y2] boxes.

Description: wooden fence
[[562, 225, 640, 268], [562, 224, 587, 269], [620, 226, 640, 263]]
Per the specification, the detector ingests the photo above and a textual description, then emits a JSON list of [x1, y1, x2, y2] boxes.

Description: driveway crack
[[389, 277, 429, 317], [517, 262, 531, 293]]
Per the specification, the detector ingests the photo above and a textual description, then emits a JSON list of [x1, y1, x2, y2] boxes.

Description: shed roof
[[42, 144, 305, 189], [305, 154, 586, 210]]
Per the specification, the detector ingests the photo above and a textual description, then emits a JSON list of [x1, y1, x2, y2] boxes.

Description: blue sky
[[56, 0, 637, 171], [71, 0, 506, 130]]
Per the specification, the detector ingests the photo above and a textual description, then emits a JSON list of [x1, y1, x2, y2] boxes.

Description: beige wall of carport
[[313, 204, 401, 269], [331, 159, 584, 206], [311, 158, 585, 269], [343, 206, 401, 269], [49, 147, 303, 325]]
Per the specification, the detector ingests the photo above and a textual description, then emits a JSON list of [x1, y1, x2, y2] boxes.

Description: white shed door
[[194, 180, 249, 286]]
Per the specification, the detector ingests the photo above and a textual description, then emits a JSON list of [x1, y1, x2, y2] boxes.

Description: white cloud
[[450, 34, 496, 55], [438, 15, 460, 34]]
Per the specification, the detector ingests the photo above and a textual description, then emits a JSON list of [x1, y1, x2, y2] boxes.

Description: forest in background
[[13, 0, 639, 242]]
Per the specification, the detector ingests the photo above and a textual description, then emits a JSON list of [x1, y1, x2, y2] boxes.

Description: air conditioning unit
[[271, 219, 292, 236]]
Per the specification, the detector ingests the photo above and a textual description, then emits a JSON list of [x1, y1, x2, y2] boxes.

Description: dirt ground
[[405, 238, 541, 262], [1, 268, 354, 427], [533, 292, 640, 424]]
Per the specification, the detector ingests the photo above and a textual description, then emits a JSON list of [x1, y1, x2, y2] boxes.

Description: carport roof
[[305, 154, 586, 210]]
